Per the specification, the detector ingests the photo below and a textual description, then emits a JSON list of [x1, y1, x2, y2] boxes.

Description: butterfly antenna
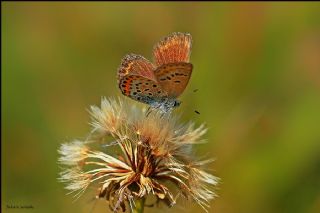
[[191, 89, 200, 115]]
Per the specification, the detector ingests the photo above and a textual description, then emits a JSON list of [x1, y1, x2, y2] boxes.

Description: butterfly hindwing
[[154, 62, 193, 98], [119, 75, 167, 104], [153, 32, 192, 67]]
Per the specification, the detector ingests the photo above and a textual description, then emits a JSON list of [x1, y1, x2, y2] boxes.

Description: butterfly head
[[173, 99, 181, 107]]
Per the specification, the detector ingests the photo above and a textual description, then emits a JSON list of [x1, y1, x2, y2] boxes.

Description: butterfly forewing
[[153, 32, 192, 67], [117, 54, 157, 83], [154, 62, 193, 98], [119, 75, 167, 104]]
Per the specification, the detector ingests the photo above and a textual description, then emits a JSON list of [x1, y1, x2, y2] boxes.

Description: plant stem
[[133, 198, 145, 213]]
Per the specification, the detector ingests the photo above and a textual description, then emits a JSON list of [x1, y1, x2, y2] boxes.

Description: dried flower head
[[58, 97, 219, 212]]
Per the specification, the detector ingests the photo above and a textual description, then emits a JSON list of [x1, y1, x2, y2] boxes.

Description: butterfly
[[117, 32, 193, 113]]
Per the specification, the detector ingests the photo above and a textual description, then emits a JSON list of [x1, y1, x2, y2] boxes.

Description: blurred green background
[[2, 2, 320, 213]]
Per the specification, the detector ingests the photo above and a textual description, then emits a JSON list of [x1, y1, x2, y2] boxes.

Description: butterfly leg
[[145, 106, 152, 117], [160, 109, 171, 119]]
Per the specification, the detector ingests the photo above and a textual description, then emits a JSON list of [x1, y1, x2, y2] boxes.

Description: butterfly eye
[[174, 100, 181, 107]]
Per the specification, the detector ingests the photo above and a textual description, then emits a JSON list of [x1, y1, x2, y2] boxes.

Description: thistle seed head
[[58, 97, 219, 212]]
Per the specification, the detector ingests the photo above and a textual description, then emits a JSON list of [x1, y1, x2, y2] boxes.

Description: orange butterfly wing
[[152, 32, 192, 67], [119, 75, 167, 104], [117, 54, 157, 82], [117, 32, 193, 104], [154, 62, 193, 98]]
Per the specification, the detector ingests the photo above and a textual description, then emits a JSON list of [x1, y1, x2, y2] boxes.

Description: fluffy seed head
[[58, 97, 219, 212]]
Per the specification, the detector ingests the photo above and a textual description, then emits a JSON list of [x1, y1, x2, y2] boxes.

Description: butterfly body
[[117, 32, 193, 113], [147, 97, 181, 114]]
